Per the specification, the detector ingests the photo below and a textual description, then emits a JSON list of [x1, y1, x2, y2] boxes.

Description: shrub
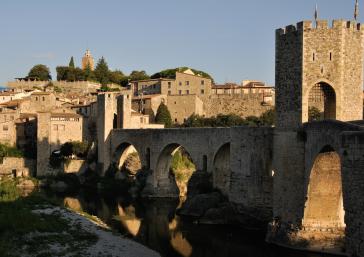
[[0, 144, 24, 158], [60, 141, 89, 158], [155, 103, 172, 128], [309, 106, 321, 122]]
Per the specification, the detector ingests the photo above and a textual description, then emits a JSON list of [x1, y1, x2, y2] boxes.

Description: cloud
[[31, 52, 56, 60]]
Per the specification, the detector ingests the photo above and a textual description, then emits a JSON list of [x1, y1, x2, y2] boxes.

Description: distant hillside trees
[[28, 64, 52, 81], [151, 67, 214, 82], [129, 70, 150, 81], [56, 56, 129, 88]]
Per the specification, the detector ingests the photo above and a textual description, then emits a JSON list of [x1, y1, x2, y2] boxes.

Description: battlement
[[276, 20, 363, 36]]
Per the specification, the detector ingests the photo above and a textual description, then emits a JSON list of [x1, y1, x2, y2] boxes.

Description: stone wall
[[201, 94, 273, 118], [0, 157, 35, 177]]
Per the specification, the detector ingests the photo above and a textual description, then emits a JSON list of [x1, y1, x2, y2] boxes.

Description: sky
[[0, 0, 361, 86]]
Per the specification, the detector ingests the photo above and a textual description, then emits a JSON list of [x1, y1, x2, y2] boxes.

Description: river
[[43, 190, 336, 257]]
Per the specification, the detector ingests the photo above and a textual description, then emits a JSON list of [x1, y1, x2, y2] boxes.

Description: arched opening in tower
[[111, 143, 142, 178], [156, 144, 196, 198], [303, 146, 345, 231], [213, 143, 231, 196], [308, 82, 336, 121]]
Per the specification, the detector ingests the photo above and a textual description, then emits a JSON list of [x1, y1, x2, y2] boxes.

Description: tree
[[84, 63, 96, 81], [129, 70, 150, 81], [259, 108, 275, 126], [56, 66, 69, 81], [155, 102, 172, 128], [308, 106, 321, 122], [109, 70, 127, 86], [151, 67, 214, 82], [28, 64, 52, 81], [94, 57, 110, 85], [69, 56, 75, 68]]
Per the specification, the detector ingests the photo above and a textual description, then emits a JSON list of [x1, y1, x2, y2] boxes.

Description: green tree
[[308, 106, 321, 122], [259, 108, 275, 126], [56, 66, 68, 81], [129, 70, 150, 81], [109, 70, 127, 86], [155, 102, 172, 128], [94, 57, 110, 85], [151, 67, 214, 82], [28, 64, 52, 81], [84, 63, 96, 81], [69, 56, 75, 68]]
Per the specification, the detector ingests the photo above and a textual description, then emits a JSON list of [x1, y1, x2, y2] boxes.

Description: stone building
[[270, 19, 364, 255], [276, 20, 364, 130], [131, 69, 212, 97], [81, 49, 95, 70]]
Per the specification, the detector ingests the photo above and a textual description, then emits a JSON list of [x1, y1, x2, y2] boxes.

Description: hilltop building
[[131, 69, 274, 123], [82, 49, 95, 71]]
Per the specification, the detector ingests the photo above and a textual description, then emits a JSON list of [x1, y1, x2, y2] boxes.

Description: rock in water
[[178, 192, 222, 217]]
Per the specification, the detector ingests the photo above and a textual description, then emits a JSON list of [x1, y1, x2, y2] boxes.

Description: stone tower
[[82, 49, 95, 71], [276, 20, 364, 130]]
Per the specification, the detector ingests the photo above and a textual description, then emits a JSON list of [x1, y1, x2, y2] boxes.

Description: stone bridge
[[269, 120, 364, 256], [98, 111, 364, 256], [99, 126, 274, 210]]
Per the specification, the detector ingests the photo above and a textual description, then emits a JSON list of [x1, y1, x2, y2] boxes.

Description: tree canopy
[[129, 70, 150, 81], [151, 67, 214, 82], [69, 56, 75, 68], [28, 64, 52, 81], [94, 57, 110, 85], [155, 102, 172, 128]]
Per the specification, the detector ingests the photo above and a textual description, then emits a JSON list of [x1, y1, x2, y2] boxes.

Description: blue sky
[[0, 0, 360, 86]]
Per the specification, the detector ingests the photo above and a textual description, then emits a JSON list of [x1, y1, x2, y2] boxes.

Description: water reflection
[[49, 191, 336, 257]]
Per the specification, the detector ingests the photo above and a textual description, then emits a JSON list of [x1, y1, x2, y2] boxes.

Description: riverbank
[[0, 178, 161, 257]]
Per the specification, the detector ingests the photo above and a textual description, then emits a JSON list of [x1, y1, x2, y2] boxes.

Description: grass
[[0, 178, 98, 257]]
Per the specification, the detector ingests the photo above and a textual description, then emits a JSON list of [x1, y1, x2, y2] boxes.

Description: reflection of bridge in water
[[59, 193, 328, 257]]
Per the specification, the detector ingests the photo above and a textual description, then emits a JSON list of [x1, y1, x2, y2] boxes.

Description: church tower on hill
[[82, 49, 95, 71]]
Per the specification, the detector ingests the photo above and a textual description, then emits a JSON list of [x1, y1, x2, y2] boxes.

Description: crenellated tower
[[276, 20, 364, 130]]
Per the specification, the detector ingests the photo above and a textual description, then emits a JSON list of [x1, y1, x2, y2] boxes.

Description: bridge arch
[[111, 142, 144, 174], [213, 143, 231, 196], [154, 143, 196, 198], [302, 145, 345, 242]]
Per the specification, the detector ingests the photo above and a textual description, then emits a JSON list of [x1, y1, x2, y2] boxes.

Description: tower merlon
[[277, 20, 364, 36]]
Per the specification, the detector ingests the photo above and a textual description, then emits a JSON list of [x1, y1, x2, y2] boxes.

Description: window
[[201, 80, 205, 85], [312, 52, 315, 62], [330, 52, 333, 61], [140, 117, 144, 123], [201, 89, 205, 94], [186, 90, 189, 95], [168, 91, 171, 95], [42, 97, 45, 101], [186, 81, 190, 86], [3, 125, 8, 131], [179, 90, 182, 95], [175, 118, 177, 122], [168, 82, 171, 88], [179, 82, 182, 86], [35, 97, 38, 101]]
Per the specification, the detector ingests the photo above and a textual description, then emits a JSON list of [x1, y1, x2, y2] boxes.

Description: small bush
[[0, 144, 24, 158]]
